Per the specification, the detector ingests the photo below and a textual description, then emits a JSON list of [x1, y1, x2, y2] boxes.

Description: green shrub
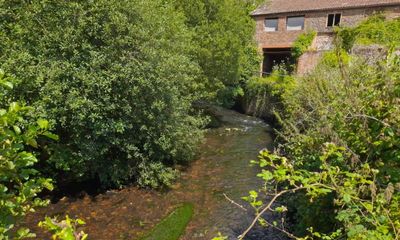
[[0, 0, 206, 187], [320, 49, 351, 68], [0, 72, 54, 239], [245, 66, 295, 119], [238, 18, 400, 238], [137, 162, 178, 189], [280, 54, 400, 179], [243, 146, 400, 240]]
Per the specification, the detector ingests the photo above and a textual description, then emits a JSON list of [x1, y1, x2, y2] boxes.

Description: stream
[[24, 107, 284, 239]]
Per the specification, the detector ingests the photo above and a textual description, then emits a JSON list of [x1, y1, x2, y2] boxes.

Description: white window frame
[[286, 15, 305, 31], [264, 18, 279, 32], [326, 13, 342, 27]]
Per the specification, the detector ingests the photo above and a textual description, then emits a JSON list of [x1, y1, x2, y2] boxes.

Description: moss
[[141, 203, 194, 240]]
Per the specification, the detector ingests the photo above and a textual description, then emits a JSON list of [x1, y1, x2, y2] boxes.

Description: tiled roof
[[252, 0, 400, 16]]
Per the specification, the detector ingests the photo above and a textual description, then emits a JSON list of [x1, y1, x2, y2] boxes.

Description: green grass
[[141, 203, 194, 240]]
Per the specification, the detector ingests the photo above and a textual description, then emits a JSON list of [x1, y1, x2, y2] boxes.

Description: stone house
[[252, 0, 400, 74]]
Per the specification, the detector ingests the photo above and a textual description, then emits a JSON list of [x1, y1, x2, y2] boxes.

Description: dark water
[[24, 107, 283, 239]]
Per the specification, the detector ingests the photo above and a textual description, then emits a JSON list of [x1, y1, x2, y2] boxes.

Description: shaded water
[[24, 107, 282, 239]]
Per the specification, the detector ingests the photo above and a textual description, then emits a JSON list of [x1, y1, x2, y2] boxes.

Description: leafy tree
[[175, 0, 262, 106], [0, 0, 206, 187]]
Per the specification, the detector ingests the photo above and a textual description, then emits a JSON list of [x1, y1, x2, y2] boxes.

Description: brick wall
[[254, 14, 303, 48], [254, 6, 400, 50]]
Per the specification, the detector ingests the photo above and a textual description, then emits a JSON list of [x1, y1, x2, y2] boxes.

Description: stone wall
[[312, 33, 335, 51], [297, 45, 400, 75], [352, 44, 388, 65], [297, 50, 325, 75]]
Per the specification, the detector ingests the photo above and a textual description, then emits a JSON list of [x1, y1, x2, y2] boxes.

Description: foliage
[[174, 0, 262, 107], [272, 51, 400, 235], [39, 216, 88, 240], [337, 15, 400, 50], [292, 31, 317, 60], [0, 0, 207, 187], [244, 66, 295, 118], [0, 72, 54, 239], [242, 146, 400, 240], [237, 18, 400, 239], [335, 27, 358, 52], [354, 15, 400, 47], [280, 53, 400, 180], [141, 203, 194, 240], [137, 162, 178, 189], [320, 49, 351, 68]]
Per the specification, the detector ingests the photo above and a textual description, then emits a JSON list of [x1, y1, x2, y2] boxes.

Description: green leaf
[[343, 193, 351, 203], [13, 125, 21, 135], [1, 80, 13, 89], [37, 119, 49, 129], [43, 132, 59, 141], [27, 138, 38, 148], [249, 190, 258, 199], [257, 170, 274, 181]]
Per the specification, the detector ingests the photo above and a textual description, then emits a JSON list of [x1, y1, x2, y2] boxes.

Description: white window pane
[[265, 18, 278, 32], [287, 16, 304, 30]]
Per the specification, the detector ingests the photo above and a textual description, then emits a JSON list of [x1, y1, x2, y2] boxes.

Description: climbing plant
[[292, 31, 316, 60]]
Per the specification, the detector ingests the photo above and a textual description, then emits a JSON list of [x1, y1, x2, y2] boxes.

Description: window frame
[[264, 18, 279, 32], [286, 15, 305, 31], [326, 13, 342, 27]]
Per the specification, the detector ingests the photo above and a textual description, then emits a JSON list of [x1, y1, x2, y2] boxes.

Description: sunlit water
[[24, 107, 284, 239]]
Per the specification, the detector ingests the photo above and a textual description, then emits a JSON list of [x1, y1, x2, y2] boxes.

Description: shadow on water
[[23, 106, 285, 240]]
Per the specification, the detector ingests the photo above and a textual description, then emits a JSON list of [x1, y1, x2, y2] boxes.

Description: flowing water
[[24, 107, 283, 239]]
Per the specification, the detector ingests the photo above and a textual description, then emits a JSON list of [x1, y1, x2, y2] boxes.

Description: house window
[[264, 18, 279, 32], [327, 13, 341, 27], [287, 16, 305, 31]]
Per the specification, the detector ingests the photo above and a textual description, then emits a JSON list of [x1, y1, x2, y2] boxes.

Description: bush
[[244, 66, 295, 119], [238, 18, 400, 238], [137, 162, 178, 189], [0, 0, 206, 187], [244, 146, 400, 240], [0, 72, 54, 239]]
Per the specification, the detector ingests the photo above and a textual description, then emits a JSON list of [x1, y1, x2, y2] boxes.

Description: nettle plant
[[240, 144, 400, 240]]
